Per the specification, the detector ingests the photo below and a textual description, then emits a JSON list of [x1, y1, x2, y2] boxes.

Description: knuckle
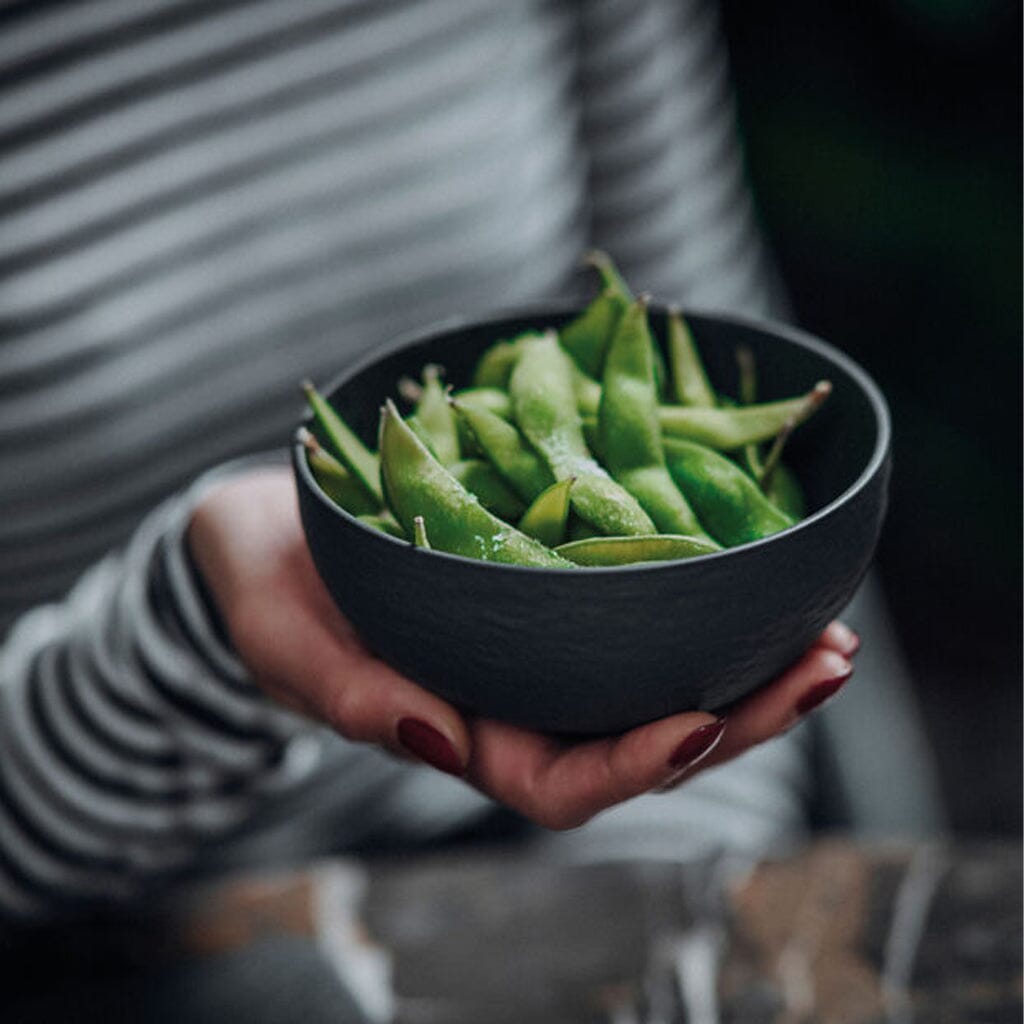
[[324, 681, 380, 744]]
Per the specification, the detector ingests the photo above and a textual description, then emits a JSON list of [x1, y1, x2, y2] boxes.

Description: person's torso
[[0, 0, 590, 629]]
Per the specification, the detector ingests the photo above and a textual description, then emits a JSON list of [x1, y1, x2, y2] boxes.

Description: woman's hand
[[188, 466, 857, 831]]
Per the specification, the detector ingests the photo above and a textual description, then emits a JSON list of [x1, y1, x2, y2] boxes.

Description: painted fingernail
[[796, 669, 853, 716], [667, 719, 727, 772], [831, 622, 861, 657], [396, 718, 465, 777]]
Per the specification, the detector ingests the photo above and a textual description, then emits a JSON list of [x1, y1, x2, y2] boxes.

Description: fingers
[[818, 619, 860, 658], [688, 642, 854, 779], [466, 711, 726, 830], [248, 593, 472, 775]]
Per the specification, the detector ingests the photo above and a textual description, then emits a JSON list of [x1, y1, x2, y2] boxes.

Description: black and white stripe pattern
[[0, 0, 796, 918]]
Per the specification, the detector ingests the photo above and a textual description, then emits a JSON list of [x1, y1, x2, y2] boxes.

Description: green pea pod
[[509, 331, 655, 536], [299, 428, 380, 517], [663, 438, 795, 546], [658, 381, 832, 449], [764, 463, 806, 520], [580, 414, 602, 460], [412, 515, 431, 549], [736, 344, 758, 407], [449, 398, 554, 503], [406, 413, 440, 459], [559, 251, 631, 378], [517, 477, 574, 548], [556, 534, 719, 566], [598, 297, 715, 542], [571, 362, 602, 418], [413, 364, 460, 465], [302, 380, 382, 504], [472, 339, 522, 389], [732, 346, 805, 518], [449, 459, 527, 521], [733, 344, 768, 481], [471, 332, 546, 390], [450, 386, 513, 420], [448, 388, 511, 460], [379, 400, 571, 568], [357, 513, 406, 539], [668, 306, 716, 407]]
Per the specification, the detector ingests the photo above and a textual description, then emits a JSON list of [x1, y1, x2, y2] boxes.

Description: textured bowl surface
[[293, 307, 890, 735]]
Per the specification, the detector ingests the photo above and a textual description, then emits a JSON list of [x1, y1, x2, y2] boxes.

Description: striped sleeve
[[0, 460, 317, 921], [576, 0, 790, 319]]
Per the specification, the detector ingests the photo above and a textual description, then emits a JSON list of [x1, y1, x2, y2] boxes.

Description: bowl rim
[[293, 303, 891, 575]]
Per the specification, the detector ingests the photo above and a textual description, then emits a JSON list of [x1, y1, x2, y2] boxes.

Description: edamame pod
[[517, 477, 574, 548], [413, 364, 460, 465], [449, 459, 527, 521], [357, 513, 406, 539], [379, 400, 571, 568], [559, 251, 631, 378], [658, 381, 832, 448], [449, 398, 554, 503], [663, 438, 795, 546], [764, 464, 806, 520], [509, 332, 655, 536], [571, 362, 602, 418], [555, 534, 719, 566], [302, 380, 382, 504], [598, 297, 715, 542], [406, 414, 440, 459], [668, 306, 716, 407], [471, 331, 546, 390], [450, 386, 513, 420], [472, 339, 521, 389], [733, 345, 806, 518], [299, 428, 379, 517]]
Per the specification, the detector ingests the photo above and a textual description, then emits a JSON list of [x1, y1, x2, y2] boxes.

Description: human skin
[[188, 466, 857, 832]]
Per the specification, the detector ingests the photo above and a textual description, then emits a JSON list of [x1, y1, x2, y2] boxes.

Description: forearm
[[0, 464, 313, 920]]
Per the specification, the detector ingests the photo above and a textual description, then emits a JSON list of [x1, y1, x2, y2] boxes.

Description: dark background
[[719, 0, 1021, 835]]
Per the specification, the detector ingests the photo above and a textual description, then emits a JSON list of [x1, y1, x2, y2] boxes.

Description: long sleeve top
[[0, 0, 794, 919]]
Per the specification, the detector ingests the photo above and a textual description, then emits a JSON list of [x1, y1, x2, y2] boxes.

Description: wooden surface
[[2, 840, 1020, 1023]]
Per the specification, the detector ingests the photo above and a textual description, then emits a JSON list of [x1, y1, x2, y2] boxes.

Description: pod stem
[[758, 418, 795, 490], [736, 345, 757, 406], [758, 381, 832, 489], [297, 425, 319, 453], [397, 376, 423, 403], [412, 515, 431, 550]]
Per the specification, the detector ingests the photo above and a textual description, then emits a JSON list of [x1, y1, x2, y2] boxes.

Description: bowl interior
[[311, 307, 885, 526]]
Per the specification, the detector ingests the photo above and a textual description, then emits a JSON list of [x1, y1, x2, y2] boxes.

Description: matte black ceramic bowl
[[293, 307, 890, 735]]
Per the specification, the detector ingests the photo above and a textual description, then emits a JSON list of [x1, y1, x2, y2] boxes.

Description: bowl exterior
[[295, 454, 887, 734], [294, 308, 890, 735]]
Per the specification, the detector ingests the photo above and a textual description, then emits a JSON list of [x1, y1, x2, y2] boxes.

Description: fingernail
[[396, 718, 465, 777], [832, 622, 861, 657], [667, 719, 727, 772], [796, 669, 853, 716]]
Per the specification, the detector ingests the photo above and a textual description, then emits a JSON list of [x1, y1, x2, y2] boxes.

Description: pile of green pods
[[301, 252, 831, 568]]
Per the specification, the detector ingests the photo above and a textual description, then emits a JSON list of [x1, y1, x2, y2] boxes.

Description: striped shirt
[[0, 0, 796, 919]]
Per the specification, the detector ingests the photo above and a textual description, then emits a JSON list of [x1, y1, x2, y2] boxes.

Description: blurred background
[[719, 0, 1021, 836]]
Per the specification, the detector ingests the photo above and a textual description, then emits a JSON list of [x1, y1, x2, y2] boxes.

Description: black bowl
[[293, 307, 890, 735]]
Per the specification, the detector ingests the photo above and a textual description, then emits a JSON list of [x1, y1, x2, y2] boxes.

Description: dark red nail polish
[[796, 672, 852, 716], [668, 719, 727, 771], [397, 718, 465, 777]]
